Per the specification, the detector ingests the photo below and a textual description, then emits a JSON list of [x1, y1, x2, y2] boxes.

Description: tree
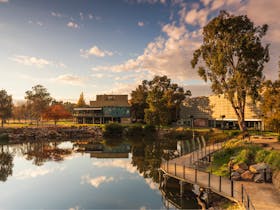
[[261, 63, 280, 133], [191, 11, 269, 131], [130, 80, 149, 121], [25, 85, 52, 126], [0, 148, 14, 182], [144, 76, 190, 126], [76, 92, 86, 107], [42, 104, 72, 125], [0, 90, 13, 127]]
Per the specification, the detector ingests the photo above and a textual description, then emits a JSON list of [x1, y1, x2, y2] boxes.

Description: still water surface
[[0, 138, 200, 209]]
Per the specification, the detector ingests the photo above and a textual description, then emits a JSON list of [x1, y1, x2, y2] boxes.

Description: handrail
[[160, 139, 256, 210]]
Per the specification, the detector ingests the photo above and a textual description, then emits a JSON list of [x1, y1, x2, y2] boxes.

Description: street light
[[221, 115, 225, 133], [190, 115, 194, 139]]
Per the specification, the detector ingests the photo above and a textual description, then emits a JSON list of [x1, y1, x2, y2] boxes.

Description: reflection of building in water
[[179, 95, 262, 129], [73, 94, 130, 124], [75, 141, 130, 159]]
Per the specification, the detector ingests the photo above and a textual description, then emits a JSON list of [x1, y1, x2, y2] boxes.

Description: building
[[74, 94, 130, 124], [178, 95, 262, 129]]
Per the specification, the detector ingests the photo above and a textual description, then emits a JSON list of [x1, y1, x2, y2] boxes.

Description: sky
[[0, 0, 279, 103]]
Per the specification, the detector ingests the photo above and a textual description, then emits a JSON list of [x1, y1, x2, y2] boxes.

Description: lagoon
[[0, 138, 200, 209]]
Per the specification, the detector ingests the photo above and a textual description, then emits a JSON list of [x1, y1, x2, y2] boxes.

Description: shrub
[[255, 150, 270, 163], [0, 133, 9, 143], [264, 151, 280, 170], [125, 125, 143, 137], [143, 124, 156, 134], [103, 123, 124, 137]]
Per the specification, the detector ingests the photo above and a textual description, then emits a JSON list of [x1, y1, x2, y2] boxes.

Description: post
[[179, 181, 184, 198], [208, 172, 211, 188], [167, 161, 169, 172], [204, 145, 206, 157], [195, 168, 198, 183], [241, 184, 244, 203], [231, 180, 234, 197], [183, 165, 186, 179], [264, 168, 267, 183], [219, 176, 222, 192], [247, 195, 250, 210], [175, 163, 177, 176]]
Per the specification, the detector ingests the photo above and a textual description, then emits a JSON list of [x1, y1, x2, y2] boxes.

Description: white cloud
[[80, 45, 113, 58], [51, 11, 63, 18], [79, 12, 84, 20], [185, 8, 209, 26], [138, 21, 145, 27], [15, 166, 65, 180], [67, 21, 79, 29], [91, 73, 104, 78], [0, 0, 8, 3], [55, 74, 85, 86], [10, 55, 50, 68], [88, 14, 94, 20], [92, 159, 138, 174], [200, 0, 212, 6], [81, 175, 114, 188]]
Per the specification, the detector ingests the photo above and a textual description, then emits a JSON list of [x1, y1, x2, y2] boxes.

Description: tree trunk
[[1, 119, 3, 128]]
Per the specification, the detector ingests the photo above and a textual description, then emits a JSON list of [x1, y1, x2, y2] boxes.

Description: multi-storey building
[[74, 94, 130, 124], [179, 95, 262, 129]]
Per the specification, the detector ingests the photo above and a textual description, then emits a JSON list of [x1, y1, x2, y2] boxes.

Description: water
[[0, 138, 200, 209]]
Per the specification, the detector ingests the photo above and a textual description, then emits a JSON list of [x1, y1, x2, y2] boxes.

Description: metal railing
[[161, 140, 256, 210]]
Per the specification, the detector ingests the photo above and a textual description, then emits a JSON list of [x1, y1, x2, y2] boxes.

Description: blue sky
[[0, 0, 279, 103]]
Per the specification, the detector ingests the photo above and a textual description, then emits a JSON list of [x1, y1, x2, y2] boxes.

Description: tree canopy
[[131, 75, 191, 126], [76, 92, 87, 107], [42, 104, 72, 125], [25, 85, 52, 125], [0, 90, 13, 127], [191, 11, 269, 131]]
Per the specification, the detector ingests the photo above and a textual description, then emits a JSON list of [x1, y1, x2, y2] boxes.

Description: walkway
[[160, 142, 280, 210]]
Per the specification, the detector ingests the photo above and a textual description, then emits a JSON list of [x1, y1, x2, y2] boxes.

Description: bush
[[143, 124, 156, 134], [125, 125, 143, 137], [103, 123, 124, 137], [264, 151, 280, 170], [0, 133, 9, 143], [255, 150, 270, 163]]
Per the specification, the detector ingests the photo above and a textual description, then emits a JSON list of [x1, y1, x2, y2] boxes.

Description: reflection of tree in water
[[24, 141, 72, 166], [130, 138, 178, 183], [0, 146, 14, 182]]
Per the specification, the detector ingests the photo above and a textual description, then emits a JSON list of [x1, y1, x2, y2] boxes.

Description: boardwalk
[[160, 142, 280, 210]]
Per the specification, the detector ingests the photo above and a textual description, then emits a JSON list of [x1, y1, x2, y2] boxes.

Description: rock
[[249, 163, 270, 174], [254, 173, 264, 183], [231, 171, 241, 181], [235, 168, 245, 174], [272, 170, 280, 192], [233, 162, 248, 171], [241, 170, 254, 181]]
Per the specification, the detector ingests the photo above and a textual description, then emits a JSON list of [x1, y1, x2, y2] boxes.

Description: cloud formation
[[0, 0, 8, 3], [92, 159, 138, 174], [67, 21, 79, 28], [10, 55, 51, 68], [55, 74, 85, 86], [138, 21, 145, 27], [80, 45, 113, 58], [81, 175, 114, 188], [15, 166, 65, 180]]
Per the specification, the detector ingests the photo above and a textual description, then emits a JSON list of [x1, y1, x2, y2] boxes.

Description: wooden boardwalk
[[160, 142, 280, 210]]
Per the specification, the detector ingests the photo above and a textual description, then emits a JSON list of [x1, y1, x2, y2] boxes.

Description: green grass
[[210, 138, 280, 177]]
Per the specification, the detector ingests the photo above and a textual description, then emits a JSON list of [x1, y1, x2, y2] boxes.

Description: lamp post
[[221, 115, 225, 133], [190, 115, 194, 139]]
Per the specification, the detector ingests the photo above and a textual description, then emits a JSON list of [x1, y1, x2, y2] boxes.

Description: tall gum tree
[[191, 11, 269, 131]]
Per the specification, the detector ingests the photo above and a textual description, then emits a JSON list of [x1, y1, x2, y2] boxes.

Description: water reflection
[[0, 138, 200, 209]]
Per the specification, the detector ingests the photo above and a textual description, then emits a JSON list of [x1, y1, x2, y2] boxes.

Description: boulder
[[254, 173, 264, 183], [249, 163, 270, 174], [231, 171, 241, 181], [235, 168, 245, 174], [241, 170, 254, 181], [233, 162, 248, 171]]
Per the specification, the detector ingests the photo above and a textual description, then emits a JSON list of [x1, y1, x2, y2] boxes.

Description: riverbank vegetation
[[210, 139, 280, 177]]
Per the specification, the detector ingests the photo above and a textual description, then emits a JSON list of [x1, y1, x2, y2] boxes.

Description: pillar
[[179, 180, 185, 197], [83, 117, 86, 124]]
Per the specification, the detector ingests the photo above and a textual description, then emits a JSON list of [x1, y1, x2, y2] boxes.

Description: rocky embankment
[[0, 126, 103, 143], [230, 162, 272, 183]]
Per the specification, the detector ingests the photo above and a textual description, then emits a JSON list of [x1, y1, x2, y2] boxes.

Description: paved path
[[160, 142, 280, 210]]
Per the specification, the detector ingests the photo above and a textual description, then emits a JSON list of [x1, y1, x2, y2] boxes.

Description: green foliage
[[211, 139, 280, 177], [103, 123, 124, 137], [191, 11, 269, 131], [143, 124, 156, 134], [264, 151, 280, 170], [0, 90, 13, 127], [125, 125, 143, 137], [131, 75, 191, 126], [25, 85, 52, 124], [0, 133, 9, 143]]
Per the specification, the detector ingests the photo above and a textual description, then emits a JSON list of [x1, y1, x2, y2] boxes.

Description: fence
[[161, 139, 256, 210]]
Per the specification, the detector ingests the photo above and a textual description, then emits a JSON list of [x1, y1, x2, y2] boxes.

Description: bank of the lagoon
[[0, 137, 236, 209]]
